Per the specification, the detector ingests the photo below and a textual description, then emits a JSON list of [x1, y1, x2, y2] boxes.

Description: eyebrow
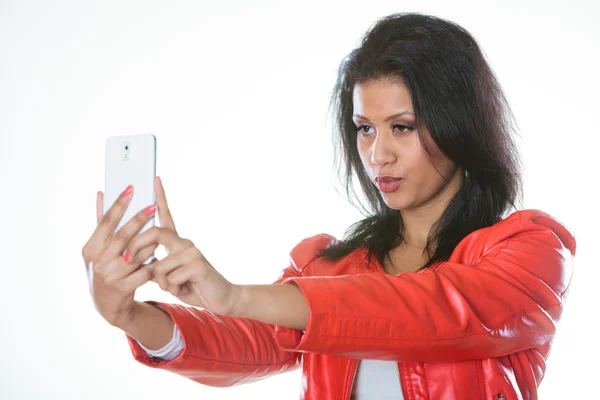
[[352, 111, 414, 122]]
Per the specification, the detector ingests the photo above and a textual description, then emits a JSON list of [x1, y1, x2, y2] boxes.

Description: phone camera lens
[[125, 146, 129, 150]]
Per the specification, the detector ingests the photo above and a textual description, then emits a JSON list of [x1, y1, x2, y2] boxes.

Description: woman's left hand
[[123, 177, 239, 316]]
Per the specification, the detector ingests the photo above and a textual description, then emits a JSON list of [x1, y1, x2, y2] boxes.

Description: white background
[[1, 0, 598, 398]]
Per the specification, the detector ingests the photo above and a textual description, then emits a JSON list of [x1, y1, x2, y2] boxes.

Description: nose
[[370, 131, 396, 166]]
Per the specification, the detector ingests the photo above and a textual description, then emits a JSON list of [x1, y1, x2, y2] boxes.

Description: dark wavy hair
[[317, 12, 523, 271]]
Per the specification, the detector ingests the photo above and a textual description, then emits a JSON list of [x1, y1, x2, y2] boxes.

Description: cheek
[[423, 134, 446, 160], [356, 141, 371, 166], [410, 152, 437, 176], [413, 135, 454, 175], [408, 145, 449, 184], [405, 136, 434, 170]]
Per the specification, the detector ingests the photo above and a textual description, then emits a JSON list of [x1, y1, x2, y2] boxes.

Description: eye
[[356, 125, 373, 135], [356, 124, 413, 136], [393, 124, 413, 133]]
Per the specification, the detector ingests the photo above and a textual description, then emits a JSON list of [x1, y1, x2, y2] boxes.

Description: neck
[[399, 167, 464, 250]]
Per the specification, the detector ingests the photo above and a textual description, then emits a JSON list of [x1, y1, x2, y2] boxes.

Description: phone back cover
[[104, 134, 156, 235]]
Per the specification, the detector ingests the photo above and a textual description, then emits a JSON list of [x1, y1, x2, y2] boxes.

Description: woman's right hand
[[81, 184, 158, 329]]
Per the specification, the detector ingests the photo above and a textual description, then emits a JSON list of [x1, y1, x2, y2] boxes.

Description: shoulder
[[288, 233, 339, 272], [448, 209, 576, 283], [437, 209, 576, 272], [483, 209, 576, 257]]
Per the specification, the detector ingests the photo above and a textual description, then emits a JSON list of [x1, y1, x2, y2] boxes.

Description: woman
[[82, 13, 576, 400]]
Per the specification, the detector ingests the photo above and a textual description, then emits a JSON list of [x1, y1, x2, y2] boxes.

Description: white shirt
[[351, 360, 405, 399], [135, 305, 184, 360]]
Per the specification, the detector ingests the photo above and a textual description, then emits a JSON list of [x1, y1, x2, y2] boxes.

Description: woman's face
[[353, 79, 463, 212]]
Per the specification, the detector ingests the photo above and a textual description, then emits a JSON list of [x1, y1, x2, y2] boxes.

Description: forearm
[[124, 300, 303, 386], [233, 283, 309, 331], [119, 301, 175, 351]]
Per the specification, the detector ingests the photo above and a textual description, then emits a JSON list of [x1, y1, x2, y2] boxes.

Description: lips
[[377, 178, 402, 193], [377, 176, 402, 183]]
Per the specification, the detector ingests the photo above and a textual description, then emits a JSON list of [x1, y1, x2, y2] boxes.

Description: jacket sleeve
[[125, 234, 331, 387], [273, 210, 577, 363]]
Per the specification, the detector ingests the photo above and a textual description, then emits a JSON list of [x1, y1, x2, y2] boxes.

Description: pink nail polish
[[122, 185, 133, 197], [144, 204, 157, 216], [124, 250, 130, 262]]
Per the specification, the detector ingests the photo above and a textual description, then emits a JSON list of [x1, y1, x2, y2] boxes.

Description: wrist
[[117, 301, 176, 351], [115, 300, 144, 332], [229, 284, 250, 318]]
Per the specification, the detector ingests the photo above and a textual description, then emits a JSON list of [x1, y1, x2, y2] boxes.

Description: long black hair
[[317, 12, 523, 270]]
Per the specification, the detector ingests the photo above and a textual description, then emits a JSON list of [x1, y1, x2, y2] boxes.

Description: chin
[[380, 194, 411, 211]]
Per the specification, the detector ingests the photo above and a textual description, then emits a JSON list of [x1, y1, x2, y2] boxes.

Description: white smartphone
[[104, 134, 157, 265]]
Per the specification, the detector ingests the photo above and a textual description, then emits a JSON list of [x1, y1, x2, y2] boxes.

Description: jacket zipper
[[346, 359, 360, 400], [476, 359, 486, 400]]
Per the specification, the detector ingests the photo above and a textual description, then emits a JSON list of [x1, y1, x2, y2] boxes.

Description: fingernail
[[157, 176, 162, 186], [144, 204, 157, 216], [122, 185, 133, 197], [124, 250, 130, 262]]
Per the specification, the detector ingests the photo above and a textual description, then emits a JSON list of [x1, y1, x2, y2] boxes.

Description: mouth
[[376, 176, 403, 193], [376, 176, 403, 184]]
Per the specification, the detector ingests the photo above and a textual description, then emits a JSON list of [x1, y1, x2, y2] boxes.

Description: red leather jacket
[[126, 209, 576, 400]]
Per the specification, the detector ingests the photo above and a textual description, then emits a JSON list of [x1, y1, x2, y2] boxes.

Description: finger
[[105, 203, 156, 261], [96, 191, 103, 225], [126, 243, 159, 268], [151, 246, 198, 292], [126, 225, 188, 260], [96, 184, 134, 241], [164, 263, 199, 297], [118, 263, 154, 293], [166, 262, 202, 289], [151, 256, 182, 292], [83, 187, 131, 267], [95, 253, 145, 283], [155, 176, 177, 232]]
